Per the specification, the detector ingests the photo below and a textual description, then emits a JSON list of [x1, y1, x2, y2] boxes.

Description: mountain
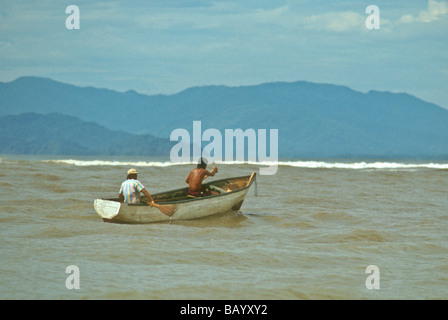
[[0, 112, 173, 155], [1, 76, 448, 158]]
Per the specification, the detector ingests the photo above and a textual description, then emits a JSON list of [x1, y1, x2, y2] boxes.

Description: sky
[[1, 0, 447, 109]]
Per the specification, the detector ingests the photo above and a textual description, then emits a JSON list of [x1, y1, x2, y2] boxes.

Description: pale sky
[[1, 0, 447, 108]]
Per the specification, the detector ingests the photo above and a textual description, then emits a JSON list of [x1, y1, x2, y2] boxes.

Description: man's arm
[[142, 188, 155, 205], [185, 171, 192, 184], [206, 166, 218, 177], [202, 167, 218, 181], [118, 184, 124, 202]]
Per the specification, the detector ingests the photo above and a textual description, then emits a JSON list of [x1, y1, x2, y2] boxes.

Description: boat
[[93, 172, 256, 223]]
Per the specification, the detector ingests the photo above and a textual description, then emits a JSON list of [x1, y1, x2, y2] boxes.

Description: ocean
[[0, 155, 447, 300]]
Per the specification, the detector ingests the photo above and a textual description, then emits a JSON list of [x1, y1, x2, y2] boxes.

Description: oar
[[246, 172, 256, 187], [147, 201, 177, 217]]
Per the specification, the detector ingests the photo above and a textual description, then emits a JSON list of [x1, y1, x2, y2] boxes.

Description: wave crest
[[40, 159, 448, 170]]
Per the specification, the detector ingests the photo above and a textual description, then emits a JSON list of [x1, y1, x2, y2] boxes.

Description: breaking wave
[[41, 159, 186, 167], [274, 160, 448, 170], [40, 159, 448, 170]]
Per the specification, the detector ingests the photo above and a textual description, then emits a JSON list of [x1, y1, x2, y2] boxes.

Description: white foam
[[42, 159, 191, 167], [274, 161, 448, 170], [40, 159, 448, 170]]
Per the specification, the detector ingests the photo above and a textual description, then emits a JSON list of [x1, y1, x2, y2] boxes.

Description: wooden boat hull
[[93, 173, 256, 224]]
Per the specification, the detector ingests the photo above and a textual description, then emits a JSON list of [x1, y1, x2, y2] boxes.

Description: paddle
[[246, 172, 256, 187], [146, 201, 177, 217]]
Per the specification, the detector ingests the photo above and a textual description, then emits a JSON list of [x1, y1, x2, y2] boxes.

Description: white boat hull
[[93, 173, 255, 224]]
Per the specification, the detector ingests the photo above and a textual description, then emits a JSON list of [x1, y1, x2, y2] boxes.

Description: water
[[1, 155, 447, 300]]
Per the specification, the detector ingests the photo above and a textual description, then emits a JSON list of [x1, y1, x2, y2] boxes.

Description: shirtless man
[[185, 158, 218, 197]]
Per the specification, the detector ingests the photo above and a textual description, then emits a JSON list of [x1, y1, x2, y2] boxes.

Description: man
[[185, 158, 218, 197], [119, 168, 155, 205]]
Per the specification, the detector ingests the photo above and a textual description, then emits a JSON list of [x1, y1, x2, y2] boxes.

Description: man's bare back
[[186, 167, 218, 192]]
